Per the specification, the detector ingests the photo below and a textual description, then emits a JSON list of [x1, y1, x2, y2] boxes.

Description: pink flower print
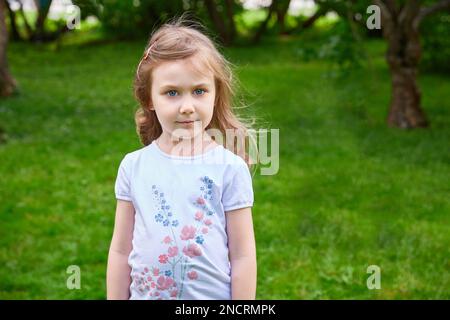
[[163, 236, 172, 244], [204, 219, 212, 226], [144, 267, 149, 273], [154, 291, 160, 297], [157, 275, 174, 290], [202, 227, 209, 234], [168, 246, 179, 257], [187, 270, 198, 280], [195, 211, 204, 221], [197, 197, 205, 205], [151, 282, 156, 288], [147, 276, 152, 282], [159, 254, 169, 264], [180, 225, 196, 240], [183, 243, 202, 258], [152, 268, 160, 276], [170, 289, 178, 298]]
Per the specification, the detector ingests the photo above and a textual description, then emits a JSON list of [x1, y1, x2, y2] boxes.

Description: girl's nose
[[179, 97, 195, 114]]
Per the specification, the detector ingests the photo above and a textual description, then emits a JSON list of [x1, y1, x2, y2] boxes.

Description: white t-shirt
[[114, 140, 254, 300]]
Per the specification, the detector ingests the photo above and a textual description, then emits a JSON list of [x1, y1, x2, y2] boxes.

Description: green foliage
[[292, 20, 367, 78], [72, 0, 103, 19], [72, 0, 187, 39], [103, 0, 185, 39], [318, 21, 366, 71], [420, 12, 450, 74]]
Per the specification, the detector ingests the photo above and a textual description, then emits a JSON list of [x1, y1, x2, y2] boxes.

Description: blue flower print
[[195, 235, 204, 245], [200, 176, 214, 201], [172, 220, 179, 227], [192, 176, 217, 220], [152, 186, 174, 228], [165, 270, 172, 277]]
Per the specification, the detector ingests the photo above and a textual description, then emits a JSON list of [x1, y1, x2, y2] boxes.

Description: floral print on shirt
[[131, 176, 217, 300]]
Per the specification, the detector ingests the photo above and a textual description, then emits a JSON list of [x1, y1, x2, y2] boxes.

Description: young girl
[[106, 18, 257, 300]]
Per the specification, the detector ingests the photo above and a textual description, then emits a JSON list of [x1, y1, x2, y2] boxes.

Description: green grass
[[0, 34, 449, 299]]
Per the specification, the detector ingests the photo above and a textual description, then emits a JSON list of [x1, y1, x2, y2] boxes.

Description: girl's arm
[[106, 199, 135, 300], [226, 207, 257, 300]]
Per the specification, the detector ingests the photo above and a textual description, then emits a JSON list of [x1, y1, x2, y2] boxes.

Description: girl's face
[[150, 55, 216, 142]]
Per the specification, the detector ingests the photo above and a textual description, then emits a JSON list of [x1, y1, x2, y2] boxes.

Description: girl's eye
[[194, 89, 205, 95], [166, 90, 178, 97]]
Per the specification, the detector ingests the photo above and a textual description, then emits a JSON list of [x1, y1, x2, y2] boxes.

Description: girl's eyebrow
[[160, 83, 210, 90]]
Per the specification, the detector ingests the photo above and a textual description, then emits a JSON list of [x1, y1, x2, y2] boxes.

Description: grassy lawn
[[0, 33, 449, 299]]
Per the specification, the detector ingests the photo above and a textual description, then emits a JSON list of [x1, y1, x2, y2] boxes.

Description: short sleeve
[[114, 154, 132, 201], [222, 161, 254, 212]]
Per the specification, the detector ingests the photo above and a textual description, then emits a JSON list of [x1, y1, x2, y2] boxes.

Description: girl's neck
[[156, 132, 217, 157]]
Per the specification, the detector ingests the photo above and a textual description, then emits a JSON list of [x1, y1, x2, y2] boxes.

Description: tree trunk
[[224, 0, 236, 43], [377, 0, 428, 128], [387, 62, 427, 128], [18, 0, 34, 39], [252, 0, 277, 44], [276, 0, 291, 35], [32, 0, 52, 42], [384, 21, 428, 128], [0, 0, 17, 96], [5, 0, 21, 41], [204, 0, 231, 45]]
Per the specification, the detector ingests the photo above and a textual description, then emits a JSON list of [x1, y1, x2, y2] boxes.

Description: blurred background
[[0, 0, 449, 299]]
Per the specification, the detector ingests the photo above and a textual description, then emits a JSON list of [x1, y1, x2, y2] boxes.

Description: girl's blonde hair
[[133, 15, 259, 171]]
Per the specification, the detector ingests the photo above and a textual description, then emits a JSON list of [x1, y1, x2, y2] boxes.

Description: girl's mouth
[[176, 120, 197, 124], [176, 120, 197, 126]]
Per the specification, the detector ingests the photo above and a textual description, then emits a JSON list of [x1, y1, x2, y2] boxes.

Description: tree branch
[[374, 0, 394, 37], [398, 0, 420, 26], [17, 0, 34, 39], [414, 0, 450, 28], [252, 0, 278, 44]]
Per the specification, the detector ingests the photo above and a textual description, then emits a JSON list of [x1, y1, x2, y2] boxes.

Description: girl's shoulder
[[219, 145, 248, 166], [118, 145, 148, 168], [216, 146, 251, 179]]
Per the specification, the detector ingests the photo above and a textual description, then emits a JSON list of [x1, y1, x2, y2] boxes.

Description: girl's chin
[[171, 131, 203, 141]]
